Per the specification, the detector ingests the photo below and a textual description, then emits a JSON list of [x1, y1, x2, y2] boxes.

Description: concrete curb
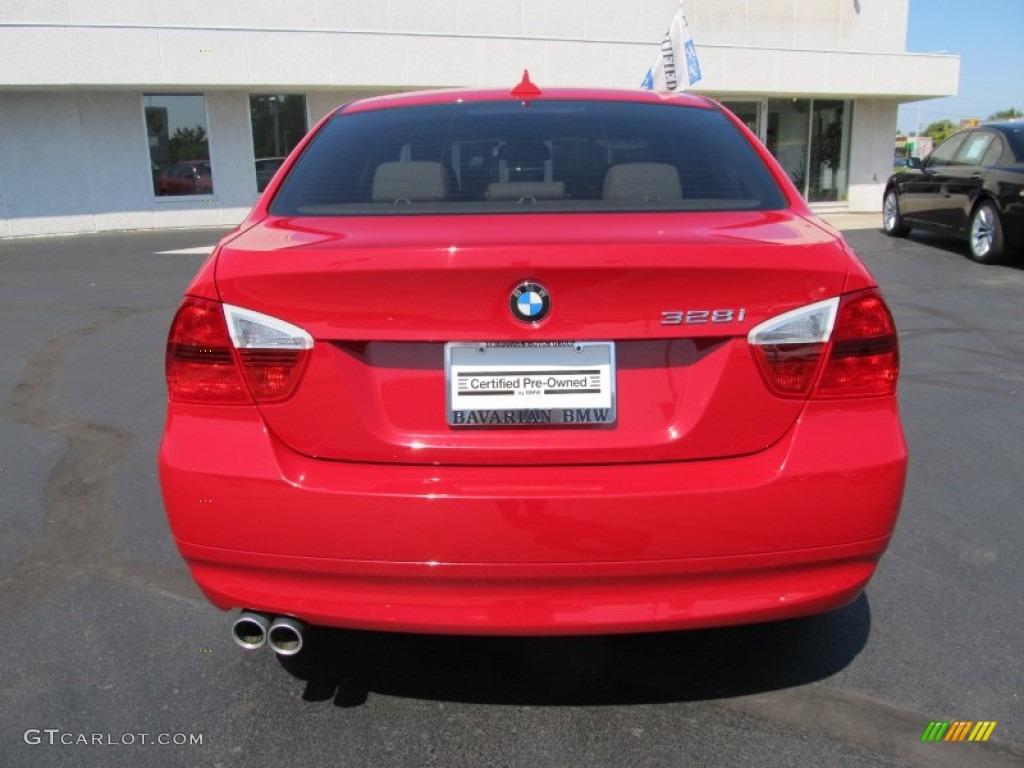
[[816, 213, 883, 231]]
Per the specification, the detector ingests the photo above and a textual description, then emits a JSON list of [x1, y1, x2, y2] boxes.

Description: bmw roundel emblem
[[510, 282, 550, 323]]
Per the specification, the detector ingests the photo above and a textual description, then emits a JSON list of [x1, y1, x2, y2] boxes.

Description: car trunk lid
[[214, 211, 849, 465]]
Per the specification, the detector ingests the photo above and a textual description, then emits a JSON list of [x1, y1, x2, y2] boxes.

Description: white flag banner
[[641, 3, 702, 91]]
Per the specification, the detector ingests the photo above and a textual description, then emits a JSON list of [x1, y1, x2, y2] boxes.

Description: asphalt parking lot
[[0, 222, 1021, 768]]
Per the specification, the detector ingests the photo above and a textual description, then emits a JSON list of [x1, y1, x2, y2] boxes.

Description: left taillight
[[166, 297, 250, 404], [223, 303, 313, 402], [166, 298, 313, 404]]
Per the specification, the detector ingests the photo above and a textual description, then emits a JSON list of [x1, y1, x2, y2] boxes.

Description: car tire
[[968, 201, 1007, 264], [882, 189, 909, 237]]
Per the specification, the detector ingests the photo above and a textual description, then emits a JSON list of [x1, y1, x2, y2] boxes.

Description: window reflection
[[249, 94, 308, 192], [144, 94, 213, 196]]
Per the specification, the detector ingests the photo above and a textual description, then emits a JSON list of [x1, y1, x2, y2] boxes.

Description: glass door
[[766, 99, 811, 197], [808, 100, 851, 202]]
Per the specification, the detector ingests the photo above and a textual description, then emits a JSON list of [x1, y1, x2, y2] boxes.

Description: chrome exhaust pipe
[[267, 616, 305, 656], [232, 611, 271, 650]]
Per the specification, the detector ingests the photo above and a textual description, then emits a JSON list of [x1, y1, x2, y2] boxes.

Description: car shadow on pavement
[[277, 595, 870, 707]]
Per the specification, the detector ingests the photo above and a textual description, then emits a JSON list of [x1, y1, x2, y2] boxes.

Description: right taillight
[[166, 297, 313, 404], [749, 289, 899, 399], [815, 289, 899, 398]]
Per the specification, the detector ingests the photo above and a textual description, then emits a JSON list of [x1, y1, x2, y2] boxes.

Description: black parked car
[[883, 122, 1024, 264]]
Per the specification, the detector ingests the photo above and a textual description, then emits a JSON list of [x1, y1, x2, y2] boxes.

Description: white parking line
[[154, 246, 215, 255]]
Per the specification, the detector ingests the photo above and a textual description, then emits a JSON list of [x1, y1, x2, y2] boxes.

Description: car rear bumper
[[177, 539, 886, 635], [159, 399, 906, 635]]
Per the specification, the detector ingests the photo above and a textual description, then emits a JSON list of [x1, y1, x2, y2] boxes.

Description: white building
[[0, 0, 958, 238]]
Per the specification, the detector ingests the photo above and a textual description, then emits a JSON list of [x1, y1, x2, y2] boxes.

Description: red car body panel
[[159, 85, 907, 636], [160, 397, 904, 634], [339, 86, 716, 114]]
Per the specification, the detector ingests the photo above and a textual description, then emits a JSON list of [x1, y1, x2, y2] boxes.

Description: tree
[[988, 107, 1024, 120], [168, 125, 208, 163], [923, 119, 955, 143]]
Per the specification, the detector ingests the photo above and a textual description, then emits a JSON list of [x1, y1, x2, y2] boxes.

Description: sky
[[897, 0, 1024, 133]]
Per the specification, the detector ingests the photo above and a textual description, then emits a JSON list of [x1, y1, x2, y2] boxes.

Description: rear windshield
[[270, 100, 787, 216]]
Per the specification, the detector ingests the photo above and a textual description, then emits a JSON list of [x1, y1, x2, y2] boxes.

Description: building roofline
[[0, 21, 962, 61]]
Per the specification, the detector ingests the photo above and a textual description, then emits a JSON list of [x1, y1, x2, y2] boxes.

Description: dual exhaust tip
[[232, 612, 305, 656]]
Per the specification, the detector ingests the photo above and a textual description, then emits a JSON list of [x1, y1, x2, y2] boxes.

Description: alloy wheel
[[970, 205, 994, 259], [883, 191, 908, 237]]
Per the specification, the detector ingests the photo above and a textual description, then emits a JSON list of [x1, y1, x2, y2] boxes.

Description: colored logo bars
[[921, 721, 997, 742]]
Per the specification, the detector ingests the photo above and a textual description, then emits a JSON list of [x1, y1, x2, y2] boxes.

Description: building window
[[808, 100, 851, 203], [721, 101, 762, 137], [249, 94, 308, 192], [144, 94, 213, 197]]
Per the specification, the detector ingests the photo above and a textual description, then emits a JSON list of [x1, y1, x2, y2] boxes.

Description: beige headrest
[[603, 163, 682, 201], [372, 161, 447, 203]]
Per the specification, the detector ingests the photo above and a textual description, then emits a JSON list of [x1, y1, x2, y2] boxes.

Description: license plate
[[445, 342, 616, 427]]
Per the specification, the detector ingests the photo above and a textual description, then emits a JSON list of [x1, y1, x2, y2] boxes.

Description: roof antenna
[[511, 70, 542, 103]]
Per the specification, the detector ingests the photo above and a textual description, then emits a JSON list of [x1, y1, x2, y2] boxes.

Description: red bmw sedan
[[159, 77, 906, 655]]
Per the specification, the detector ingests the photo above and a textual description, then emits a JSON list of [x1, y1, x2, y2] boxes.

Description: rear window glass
[[1000, 126, 1024, 161], [270, 100, 786, 216], [958, 133, 994, 165]]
